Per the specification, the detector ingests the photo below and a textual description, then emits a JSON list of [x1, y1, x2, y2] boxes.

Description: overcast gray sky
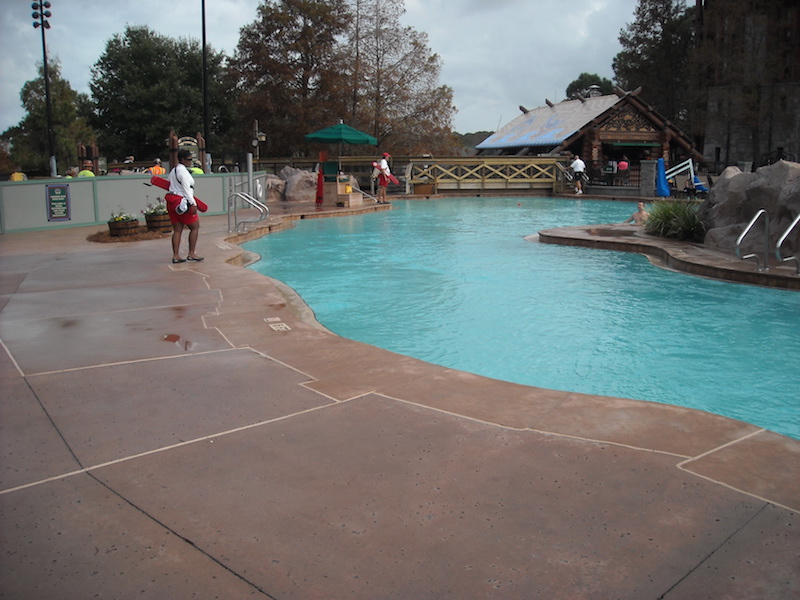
[[0, 0, 638, 136]]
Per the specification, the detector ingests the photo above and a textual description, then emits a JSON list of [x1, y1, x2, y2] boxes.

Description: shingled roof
[[477, 95, 620, 151], [475, 89, 703, 163]]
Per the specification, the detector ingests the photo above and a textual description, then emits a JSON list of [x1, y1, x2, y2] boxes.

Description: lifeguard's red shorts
[[378, 173, 389, 187], [165, 193, 199, 225]]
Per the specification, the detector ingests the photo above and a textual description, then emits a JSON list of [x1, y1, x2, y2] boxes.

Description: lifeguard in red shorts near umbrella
[[165, 149, 204, 264], [376, 152, 396, 204]]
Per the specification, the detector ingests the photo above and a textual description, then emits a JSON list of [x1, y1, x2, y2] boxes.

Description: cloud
[[0, 0, 637, 137], [402, 0, 637, 132]]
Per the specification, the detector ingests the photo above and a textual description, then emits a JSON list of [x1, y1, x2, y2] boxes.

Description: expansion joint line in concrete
[[22, 347, 243, 377], [382, 393, 690, 458], [382, 394, 796, 511], [2, 300, 223, 326], [246, 348, 331, 387], [3, 333, 83, 462], [674, 428, 797, 512], [22, 376, 84, 471], [655, 503, 769, 600], [86, 471, 278, 600], [0, 337, 25, 377], [0, 401, 338, 496]]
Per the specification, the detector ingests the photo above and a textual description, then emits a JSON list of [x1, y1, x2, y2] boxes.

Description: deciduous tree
[[343, 0, 456, 154], [1, 60, 95, 175], [229, 0, 350, 156]]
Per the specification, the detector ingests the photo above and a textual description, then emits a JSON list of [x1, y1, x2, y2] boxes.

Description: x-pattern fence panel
[[408, 157, 568, 192]]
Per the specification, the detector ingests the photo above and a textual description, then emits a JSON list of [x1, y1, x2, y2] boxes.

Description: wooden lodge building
[[476, 87, 704, 184]]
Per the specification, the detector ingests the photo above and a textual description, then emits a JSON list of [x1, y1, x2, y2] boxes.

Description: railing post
[[736, 209, 770, 271], [762, 212, 770, 271], [775, 213, 800, 274]]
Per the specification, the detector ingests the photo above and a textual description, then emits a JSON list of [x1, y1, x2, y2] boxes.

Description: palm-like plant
[[645, 200, 706, 242]]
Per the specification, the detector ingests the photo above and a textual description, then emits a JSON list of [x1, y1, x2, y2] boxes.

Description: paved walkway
[[1, 204, 798, 599]]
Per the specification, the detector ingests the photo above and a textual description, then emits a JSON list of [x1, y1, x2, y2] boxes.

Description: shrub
[[109, 210, 137, 222], [142, 199, 167, 216], [645, 200, 706, 242]]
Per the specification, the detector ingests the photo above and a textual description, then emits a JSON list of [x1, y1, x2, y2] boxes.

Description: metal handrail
[[664, 158, 695, 181], [775, 213, 800, 275], [227, 191, 269, 233], [353, 183, 381, 204], [735, 209, 770, 271], [554, 161, 573, 181]]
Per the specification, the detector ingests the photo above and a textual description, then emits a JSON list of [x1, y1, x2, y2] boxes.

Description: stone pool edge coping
[[537, 224, 800, 290], [215, 212, 799, 512]]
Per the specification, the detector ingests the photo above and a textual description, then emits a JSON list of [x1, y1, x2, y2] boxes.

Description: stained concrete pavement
[[1, 207, 798, 599]]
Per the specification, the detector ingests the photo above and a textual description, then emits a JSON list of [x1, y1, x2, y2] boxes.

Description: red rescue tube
[[150, 176, 208, 212]]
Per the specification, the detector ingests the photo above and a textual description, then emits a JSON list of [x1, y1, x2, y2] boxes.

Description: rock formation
[[699, 160, 800, 254], [262, 174, 285, 203], [280, 166, 317, 203]]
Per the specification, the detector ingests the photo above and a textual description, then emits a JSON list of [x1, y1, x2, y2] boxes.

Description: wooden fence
[[402, 157, 569, 194]]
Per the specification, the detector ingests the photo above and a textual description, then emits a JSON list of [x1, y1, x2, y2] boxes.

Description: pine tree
[[612, 0, 695, 127]]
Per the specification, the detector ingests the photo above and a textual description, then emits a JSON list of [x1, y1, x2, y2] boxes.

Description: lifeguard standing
[[377, 152, 392, 204]]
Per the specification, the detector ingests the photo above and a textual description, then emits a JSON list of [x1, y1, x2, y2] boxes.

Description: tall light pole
[[201, 0, 210, 172], [32, 1, 57, 177]]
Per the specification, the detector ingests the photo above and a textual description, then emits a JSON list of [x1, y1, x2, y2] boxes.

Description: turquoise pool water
[[244, 197, 800, 439]]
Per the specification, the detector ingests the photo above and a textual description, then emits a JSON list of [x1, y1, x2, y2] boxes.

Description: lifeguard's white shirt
[[168, 162, 196, 212]]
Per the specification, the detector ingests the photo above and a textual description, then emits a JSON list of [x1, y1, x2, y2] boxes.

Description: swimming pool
[[244, 197, 800, 439]]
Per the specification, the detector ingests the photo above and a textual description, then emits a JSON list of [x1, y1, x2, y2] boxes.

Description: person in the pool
[[623, 202, 649, 225]]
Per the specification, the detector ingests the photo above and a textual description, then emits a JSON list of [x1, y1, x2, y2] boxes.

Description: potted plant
[[107, 210, 140, 236], [142, 198, 172, 233]]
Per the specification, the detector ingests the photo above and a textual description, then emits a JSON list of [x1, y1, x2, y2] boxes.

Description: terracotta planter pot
[[107, 219, 140, 236], [145, 213, 172, 233]]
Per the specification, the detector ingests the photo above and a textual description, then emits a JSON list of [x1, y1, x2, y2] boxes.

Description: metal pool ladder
[[776, 213, 800, 275], [227, 191, 269, 233], [736, 209, 770, 271]]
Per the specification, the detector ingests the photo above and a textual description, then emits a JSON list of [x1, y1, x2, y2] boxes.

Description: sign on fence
[[46, 183, 71, 221]]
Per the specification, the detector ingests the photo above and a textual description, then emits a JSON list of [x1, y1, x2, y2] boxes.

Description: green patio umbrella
[[305, 120, 378, 171], [304, 121, 378, 145]]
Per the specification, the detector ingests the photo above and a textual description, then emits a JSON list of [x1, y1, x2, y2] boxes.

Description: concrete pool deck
[[1, 200, 798, 599]]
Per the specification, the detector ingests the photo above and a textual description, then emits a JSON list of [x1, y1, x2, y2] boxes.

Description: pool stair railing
[[776, 213, 800, 275], [736, 209, 800, 274], [353, 182, 382, 205], [736, 209, 770, 271], [227, 190, 269, 233]]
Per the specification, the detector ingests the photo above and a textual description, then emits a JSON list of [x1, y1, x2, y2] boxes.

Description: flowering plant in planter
[[109, 210, 137, 222], [142, 198, 168, 216]]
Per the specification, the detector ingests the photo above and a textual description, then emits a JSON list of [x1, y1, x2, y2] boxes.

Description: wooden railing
[[235, 155, 650, 195], [404, 157, 569, 194], [250, 155, 573, 194]]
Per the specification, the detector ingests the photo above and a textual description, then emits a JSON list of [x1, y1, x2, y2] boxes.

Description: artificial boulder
[[280, 166, 317, 203], [263, 174, 286, 203], [699, 160, 800, 254]]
